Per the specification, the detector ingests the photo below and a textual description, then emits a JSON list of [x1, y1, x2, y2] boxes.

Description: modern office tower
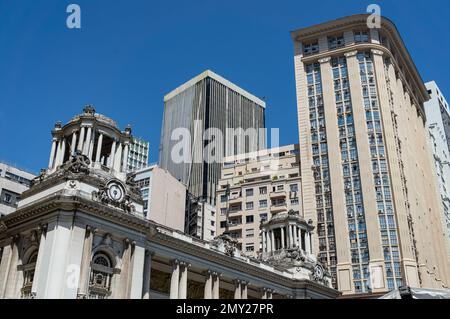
[[134, 164, 186, 232], [159, 70, 266, 205], [0, 162, 35, 217], [292, 14, 450, 296], [127, 137, 149, 172], [424, 81, 450, 245], [216, 145, 301, 257], [185, 197, 217, 241]]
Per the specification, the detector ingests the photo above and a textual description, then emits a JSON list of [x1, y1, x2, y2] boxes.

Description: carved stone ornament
[[92, 180, 136, 214], [62, 150, 91, 174], [313, 264, 325, 281], [211, 234, 238, 257], [0, 221, 7, 232], [125, 173, 141, 195]]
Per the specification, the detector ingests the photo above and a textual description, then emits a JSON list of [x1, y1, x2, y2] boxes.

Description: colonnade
[[261, 224, 312, 254], [48, 124, 130, 173]]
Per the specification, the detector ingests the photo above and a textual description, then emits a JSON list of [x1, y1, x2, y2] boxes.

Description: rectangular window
[[328, 34, 345, 50], [259, 186, 267, 195], [290, 198, 299, 205], [259, 200, 268, 208], [290, 184, 299, 192], [220, 195, 227, 203], [245, 188, 254, 197], [303, 41, 319, 56], [246, 202, 254, 210], [260, 213, 268, 222], [245, 229, 254, 238], [354, 30, 369, 43]]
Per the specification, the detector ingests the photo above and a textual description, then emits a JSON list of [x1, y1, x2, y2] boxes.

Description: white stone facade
[[0, 107, 338, 299]]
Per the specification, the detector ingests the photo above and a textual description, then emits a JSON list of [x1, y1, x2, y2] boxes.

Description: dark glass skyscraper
[[159, 70, 266, 205]]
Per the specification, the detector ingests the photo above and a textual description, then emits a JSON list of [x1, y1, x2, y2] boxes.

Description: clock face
[[107, 182, 124, 201]]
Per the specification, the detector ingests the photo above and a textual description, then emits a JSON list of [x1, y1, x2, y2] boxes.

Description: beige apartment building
[[216, 145, 301, 257], [292, 14, 450, 296]]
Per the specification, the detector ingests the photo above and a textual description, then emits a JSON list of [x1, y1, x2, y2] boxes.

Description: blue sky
[[0, 0, 449, 173]]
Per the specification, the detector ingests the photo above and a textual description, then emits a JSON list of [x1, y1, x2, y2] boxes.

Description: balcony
[[228, 196, 242, 205], [270, 202, 287, 213], [269, 190, 287, 199]]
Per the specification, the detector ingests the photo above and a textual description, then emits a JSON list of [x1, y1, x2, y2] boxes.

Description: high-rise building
[[159, 70, 266, 205], [127, 137, 149, 172], [292, 14, 450, 296], [424, 81, 450, 245], [134, 164, 186, 232], [0, 162, 35, 217], [216, 145, 301, 257], [185, 197, 217, 241]]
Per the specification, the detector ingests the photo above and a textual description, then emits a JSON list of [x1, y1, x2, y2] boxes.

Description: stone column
[[77, 226, 96, 298], [298, 229, 303, 249], [241, 281, 248, 299], [288, 224, 293, 248], [267, 289, 273, 299], [77, 126, 85, 152], [142, 250, 153, 299], [118, 239, 133, 299], [0, 237, 19, 299], [88, 129, 95, 160], [260, 288, 268, 299], [83, 127, 92, 156], [305, 232, 311, 254], [48, 139, 57, 168], [234, 279, 242, 299], [280, 227, 285, 249], [123, 143, 130, 172], [59, 138, 66, 165], [170, 260, 180, 299], [261, 231, 266, 253], [31, 225, 47, 296], [212, 272, 220, 299], [293, 226, 298, 248], [113, 143, 123, 172], [95, 133, 104, 163], [70, 132, 77, 155], [270, 230, 275, 252], [109, 140, 117, 168], [178, 262, 190, 299], [204, 270, 213, 299]]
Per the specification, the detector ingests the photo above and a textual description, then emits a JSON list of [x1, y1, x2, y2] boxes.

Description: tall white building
[[134, 165, 186, 232], [425, 81, 450, 245], [0, 162, 35, 217], [185, 197, 217, 241], [127, 137, 149, 172]]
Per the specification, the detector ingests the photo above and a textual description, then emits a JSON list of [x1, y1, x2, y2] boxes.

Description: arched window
[[21, 251, 38, 299], [88, 252, 113, 299]]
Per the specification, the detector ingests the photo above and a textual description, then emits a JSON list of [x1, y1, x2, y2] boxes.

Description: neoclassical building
[[0, 106, 338, 299]]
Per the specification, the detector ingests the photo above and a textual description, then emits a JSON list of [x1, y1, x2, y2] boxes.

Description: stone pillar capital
[[371, 49, 384, 56], [318, 56, 331, 64], [344, 50, 358, 58]]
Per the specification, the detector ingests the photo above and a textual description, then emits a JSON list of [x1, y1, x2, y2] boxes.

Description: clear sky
[[0, 0, 449, 174]]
